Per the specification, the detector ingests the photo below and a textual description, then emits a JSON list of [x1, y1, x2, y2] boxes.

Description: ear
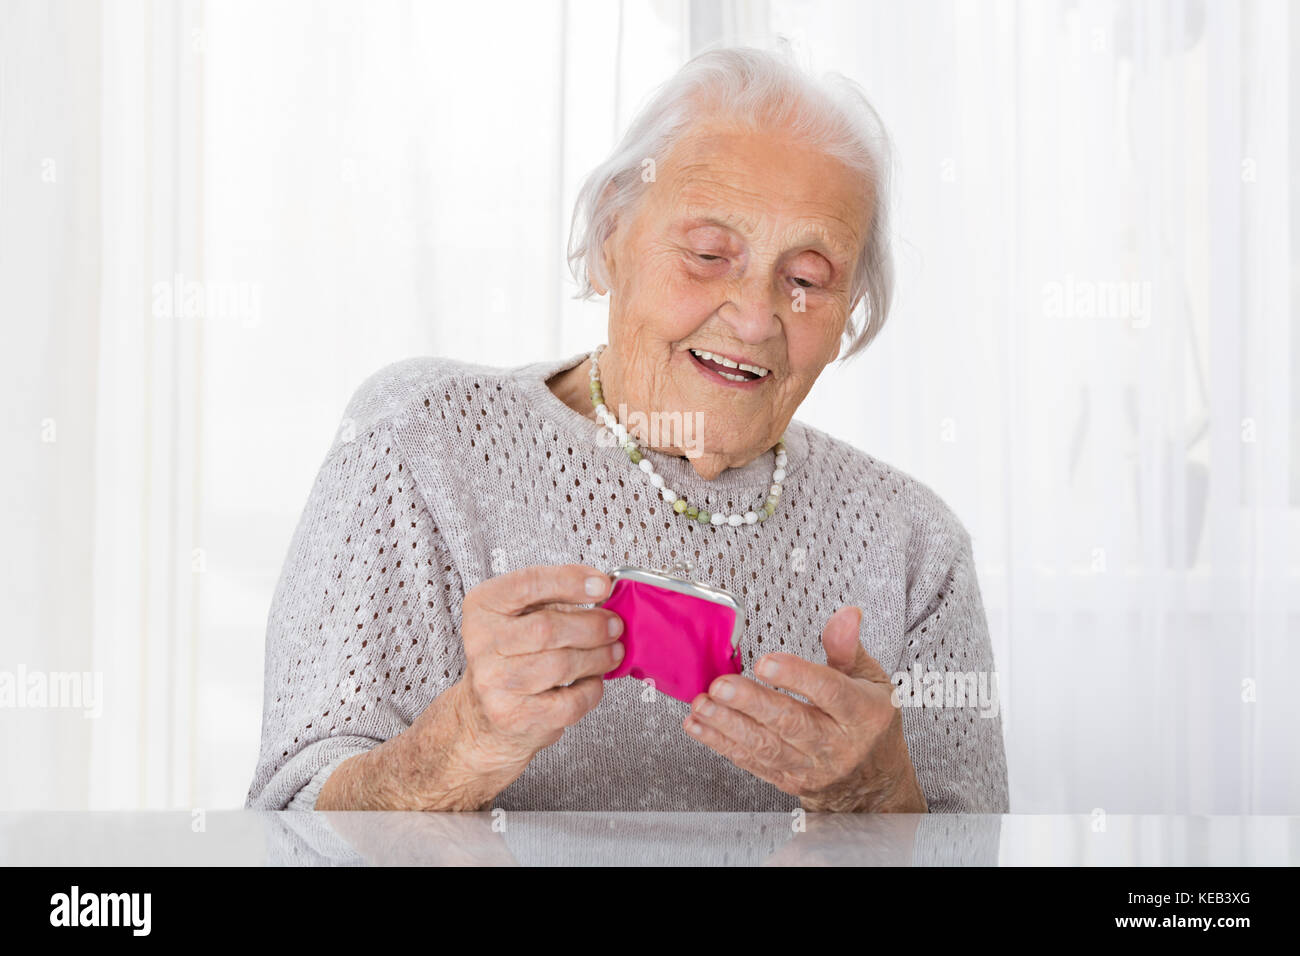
[[591, 178, 632, 298], [594, 219, 621, 297]]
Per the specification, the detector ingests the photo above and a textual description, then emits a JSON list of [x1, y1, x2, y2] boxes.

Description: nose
[[720, 271, 783, 344]]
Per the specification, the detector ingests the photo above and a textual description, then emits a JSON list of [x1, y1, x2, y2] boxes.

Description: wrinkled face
[[596, 120, 871, 476]]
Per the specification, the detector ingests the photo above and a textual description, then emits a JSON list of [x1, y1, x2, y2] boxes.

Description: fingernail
[[585, 576, 607, 597], [607, 614, 623, 637], [713, 681, 735, 701], [757, 658, 778, 679], [611, 640, 625, 662], [685, 720, 702, 735], [696, 699, 716, 717]]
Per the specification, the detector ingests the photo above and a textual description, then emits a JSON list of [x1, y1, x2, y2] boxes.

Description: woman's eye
[[695, 253, 724, 262], [792, 277, 816, 289]]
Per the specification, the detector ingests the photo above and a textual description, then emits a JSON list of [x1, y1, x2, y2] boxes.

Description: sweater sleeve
[[894, 527, 1010, 813], [244, 418, 466, 810]]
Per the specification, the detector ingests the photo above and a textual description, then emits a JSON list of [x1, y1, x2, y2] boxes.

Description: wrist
[[401, 681, 534, 810], [800, 720, 928, 813], [318, 682, 534, 812]]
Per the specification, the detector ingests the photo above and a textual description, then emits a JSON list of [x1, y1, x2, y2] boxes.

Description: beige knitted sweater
[[245, 351, 1010, 812]]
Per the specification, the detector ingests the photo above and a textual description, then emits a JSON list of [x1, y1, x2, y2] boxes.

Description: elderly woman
[[247, 47, 1008, 814]]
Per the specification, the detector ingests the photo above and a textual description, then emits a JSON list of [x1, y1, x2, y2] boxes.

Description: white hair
[[566, 45, 896, 360]]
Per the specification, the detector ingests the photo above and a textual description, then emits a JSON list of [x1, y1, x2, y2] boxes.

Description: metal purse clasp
[[662, 559, 694, 579], [604, 561, 744, 654]]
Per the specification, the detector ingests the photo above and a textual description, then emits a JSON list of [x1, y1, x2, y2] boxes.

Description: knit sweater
[[245, 351, 1010, 813]]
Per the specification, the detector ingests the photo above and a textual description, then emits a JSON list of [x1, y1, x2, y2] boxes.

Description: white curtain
[[1, 0, 1294, 814]]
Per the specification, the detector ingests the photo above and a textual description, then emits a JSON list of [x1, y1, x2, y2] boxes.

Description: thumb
[[823, 606, 890, 685]]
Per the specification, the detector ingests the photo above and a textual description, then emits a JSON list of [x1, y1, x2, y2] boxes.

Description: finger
[[534, 675, 605, 728], [493, 606, 623, 656], [474, 564, 611, 616], [487, 641, 625, 695], [688, 694, 815, 771], [752, 655, 870, 725], [682, 714, 800, 793], [706, 674, 832, 750], [822, 606, 891, 685]]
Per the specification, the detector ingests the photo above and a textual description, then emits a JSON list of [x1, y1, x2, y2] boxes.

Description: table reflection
[[263, 810, 1002, 866]]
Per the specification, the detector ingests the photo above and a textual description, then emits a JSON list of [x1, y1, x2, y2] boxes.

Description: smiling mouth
[[687, 348, 772, 384]]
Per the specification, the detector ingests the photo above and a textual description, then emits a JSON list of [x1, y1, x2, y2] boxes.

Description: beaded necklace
[[587, 344, 786, 526]]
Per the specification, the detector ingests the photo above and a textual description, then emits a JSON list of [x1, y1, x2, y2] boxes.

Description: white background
[[1, 0, 1296, 815]]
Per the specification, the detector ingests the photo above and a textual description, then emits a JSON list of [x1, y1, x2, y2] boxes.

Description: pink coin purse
[[600, 563, 744, 703]]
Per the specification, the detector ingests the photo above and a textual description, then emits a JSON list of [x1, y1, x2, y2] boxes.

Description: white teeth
[[689, 348, 771, 378], [717, 371, 748, 382]]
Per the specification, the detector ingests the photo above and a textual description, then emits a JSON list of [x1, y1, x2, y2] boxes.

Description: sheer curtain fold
[[90, 0, 205, 808]]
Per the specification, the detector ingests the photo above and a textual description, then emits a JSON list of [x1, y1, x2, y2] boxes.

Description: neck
[[545, 356, 761, 481]]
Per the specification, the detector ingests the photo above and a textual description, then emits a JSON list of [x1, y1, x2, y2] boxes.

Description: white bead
[[727, 514, 744, 526], [595, 404, 607, 417], [613, 425, 627, 442], [744, 511, 757, 524], [639, 459, 654, 474], [662, 489, 676, 503], [650, 473, 664, 488], [711, 513, 726, 526], [773, 468, 786, 482], [770, 484, 782, 496]]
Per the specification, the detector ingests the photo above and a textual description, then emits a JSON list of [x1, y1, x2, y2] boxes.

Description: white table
[[1, 812, 1295, 866]]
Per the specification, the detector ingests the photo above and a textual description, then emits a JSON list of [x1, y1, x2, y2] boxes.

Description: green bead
[[697, 510, 710, 524], [673, 499, 688, 514], [629, 448, 642, 463], [757, 509, 768, 522], [686, 506, 699, 519]]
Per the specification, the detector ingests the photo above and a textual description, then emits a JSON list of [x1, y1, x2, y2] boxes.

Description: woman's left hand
[[684, 606, 928, 813]]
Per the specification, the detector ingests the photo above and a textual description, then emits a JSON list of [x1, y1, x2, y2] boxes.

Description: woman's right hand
[[446, 563, 625, 770], [317, 564, 623, 811]]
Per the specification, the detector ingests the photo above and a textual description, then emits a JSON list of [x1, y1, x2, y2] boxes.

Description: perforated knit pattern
[[246, 352, 1010, 813]]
